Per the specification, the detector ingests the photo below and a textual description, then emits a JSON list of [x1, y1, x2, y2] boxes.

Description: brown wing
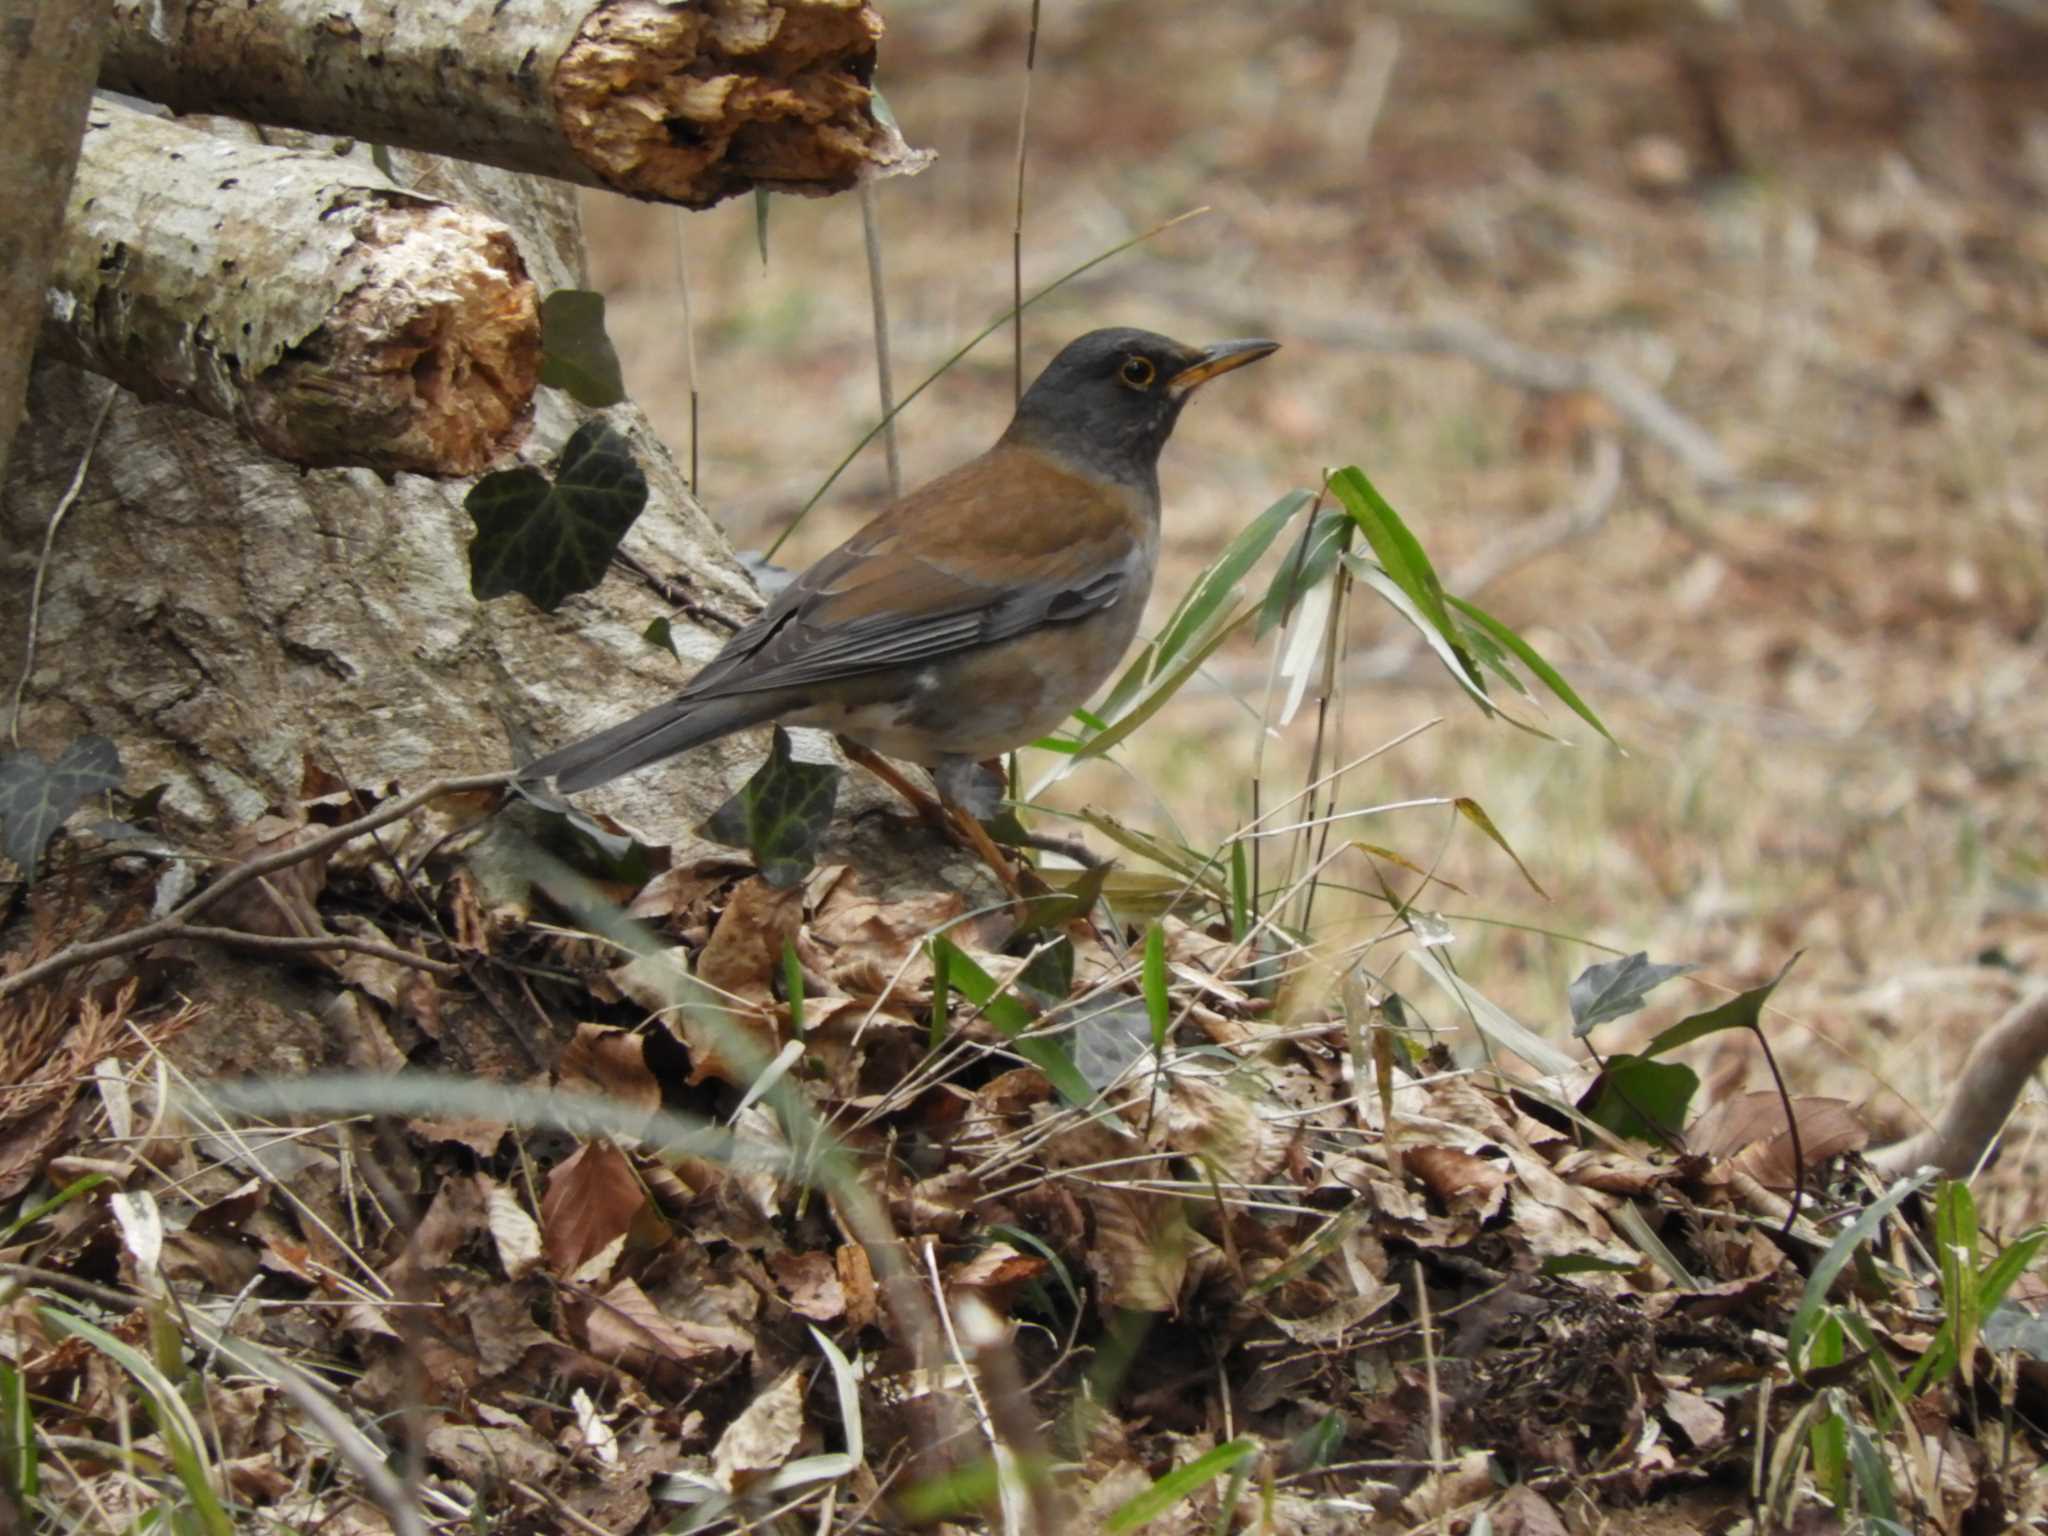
[[681, 442, 1148, 701]]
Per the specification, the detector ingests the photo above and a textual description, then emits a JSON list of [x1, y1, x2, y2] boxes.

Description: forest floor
[[585, 0, 2048, 1238], [7, 3, 2048, 1535]]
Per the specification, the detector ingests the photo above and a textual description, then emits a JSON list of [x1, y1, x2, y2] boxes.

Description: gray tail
[[522, 695, 776, 793]]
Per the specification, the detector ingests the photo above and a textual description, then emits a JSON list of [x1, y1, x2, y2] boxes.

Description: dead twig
[[0, 771, 511, 1002], [169, 926, 461, 976], [8, 383, 118, 748]]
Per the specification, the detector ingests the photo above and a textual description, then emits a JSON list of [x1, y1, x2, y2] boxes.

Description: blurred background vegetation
[[582, 0, 2047, 1223]]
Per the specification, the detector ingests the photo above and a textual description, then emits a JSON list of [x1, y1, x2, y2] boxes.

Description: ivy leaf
[[1579, 1054, 1699, 1144], [0, 735, 123, 877], [701, 727, 841, 888], [642, 616, 681, 659], [1568, 952, 1700, 1037], [466, 421, 648, 612], [1640, 953, 1801, 1060], [538, 289, 627, 408]]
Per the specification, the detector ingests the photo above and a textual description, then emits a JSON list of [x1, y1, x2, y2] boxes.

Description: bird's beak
[[1168, 338, 1280, 397]]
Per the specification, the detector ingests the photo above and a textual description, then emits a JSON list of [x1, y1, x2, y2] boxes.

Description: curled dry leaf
[[836, 1242, 878, 1333], [1406, 1144, 1510, 1221], [942, 1241, 1047, 1313], [1689, 1090, 1869, 1190]]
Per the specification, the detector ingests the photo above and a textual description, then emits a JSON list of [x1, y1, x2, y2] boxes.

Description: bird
[[523, 327, 1278, 860]]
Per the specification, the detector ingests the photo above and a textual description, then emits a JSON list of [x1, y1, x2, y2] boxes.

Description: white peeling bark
[[99, 0, 931, 209], [42, 102, 539, 478], [4, 145, 765, 840]]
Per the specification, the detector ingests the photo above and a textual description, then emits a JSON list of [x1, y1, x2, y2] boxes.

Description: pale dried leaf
[[712, 1365, 806, 1492], [480, 1176, 544, 1280]]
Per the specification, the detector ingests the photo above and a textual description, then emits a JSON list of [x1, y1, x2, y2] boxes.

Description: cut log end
[[252, 206, 540, 478], [554, 0, 931, 208]]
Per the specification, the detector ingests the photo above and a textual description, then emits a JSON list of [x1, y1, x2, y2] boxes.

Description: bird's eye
[[1119, 356, 1156, 389]]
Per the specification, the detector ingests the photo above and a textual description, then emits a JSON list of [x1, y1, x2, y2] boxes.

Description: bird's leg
[[837, 740, 1026, 894], [837, 739, 950, 830]]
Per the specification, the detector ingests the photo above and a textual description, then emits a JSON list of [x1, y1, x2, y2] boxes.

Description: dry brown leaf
[[220, 1455, 296, 1502], [1488, 1482, 1573, 1536], [1661, 1385, 1726, 1450], [770, 1249, 846, 1322], [1555, 1147, 1667, 1196], [426, 1420, 561, 1487], [1269, 1285, 1400, 1344], [558, 1023, 662, 1119], [463, 1283, 552, 1376], [697, 878, 803, 1005], [206, 812, 331, 940], [1085, 1182, 1193, 1313], [627, 854, 752, 929], [411, 1116, 511, 1158], [1691, 1091, 1870, 1189], [541, 1139, 647, 1276], [836, 1242, 878, 1333], [585, 1277, 751, 1374], [1158, 1075, 1296, 1186], [1406, 1144, 1509, 1221], [712, 1366, 806, 1492], [943, 1241, 1047, 1312], [388, 1172, 487, 1284]]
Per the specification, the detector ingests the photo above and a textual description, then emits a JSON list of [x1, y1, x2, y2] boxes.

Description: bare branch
[[0, 773, 512, 1003]]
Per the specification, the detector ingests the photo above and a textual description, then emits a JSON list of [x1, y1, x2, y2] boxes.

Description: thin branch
[[9, 383, 117, 748], [172, 927, 461, 976], [1011, 0, 1042, 407], [763, 206, 1208, 560], [860, 179, 902, 499], [669, 209, 702, 498], [0, 771, 511, 1002]]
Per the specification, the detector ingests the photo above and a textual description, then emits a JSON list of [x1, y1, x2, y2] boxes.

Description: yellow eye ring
[[1119, 356, 1156, 389]]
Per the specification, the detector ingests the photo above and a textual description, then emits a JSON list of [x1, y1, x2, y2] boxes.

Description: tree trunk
[[4, 144, 761, 840], [43, 102, 541, 478], [98, 0, 931, 208], [0, 0, 109, 491]]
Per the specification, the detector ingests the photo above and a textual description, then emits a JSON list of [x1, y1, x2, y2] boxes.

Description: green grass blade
[[42, 1309, 235, 1536], [1329, 466, 1457, 639], [1343, 556, 1494, 709], [1151, 490, 1310, 666], [1446, 592, 1618, 747], [1787, 1170, 1933, 1377], [0, 1363, 34, 1501], [1936, 1180, 1981, 1391], [1104, 1438, 1258, 1534], [927, 937, 1094, 1106], [1142, 924, 1170, 1050]]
